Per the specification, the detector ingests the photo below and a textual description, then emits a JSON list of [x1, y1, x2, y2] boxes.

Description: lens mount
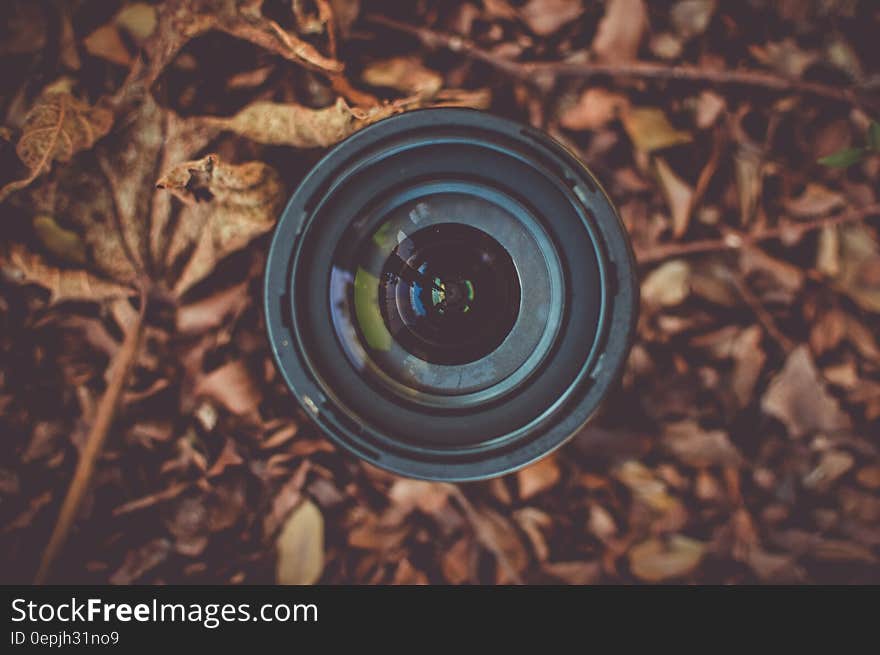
[[265, 109, 638, 481]]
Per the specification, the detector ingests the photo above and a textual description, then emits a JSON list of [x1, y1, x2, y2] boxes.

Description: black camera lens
[[265, 109, 637, 481]]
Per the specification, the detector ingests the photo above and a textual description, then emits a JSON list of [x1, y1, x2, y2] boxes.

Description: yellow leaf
[[32, 215, 87, 265], [629, 535, 706, 582], [276, 500, 324, 585], [622, 107, 692, 153]]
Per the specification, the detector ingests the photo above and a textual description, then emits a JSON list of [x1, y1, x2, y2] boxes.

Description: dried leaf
[[629, 535, 706, 582], [641, 260, 691, 307], [83, 24, 132, 67], [116, 3, 158, 42], [276, 499, 324, 585], [32, 215, 87, 265], [517, 456, 561, 500], [761, 346, 852, 438], [158, 153, 284, 294], [662, 420, 744, 468], [204, 98, 369, 149], [196, 360, 261, 417], [1, 93, 112, 202], [655, 157, 694, 237], [559, 88, 629, 131], [622, 107, 692, 153], [784, 184, 846, 218], [829, 225, 880, 313], [671, 0, 716, 39], [520, 0, 584, 37], [593, 0, 648, 62], [2, 245, 132, 304], [362, 57, 443, 96]]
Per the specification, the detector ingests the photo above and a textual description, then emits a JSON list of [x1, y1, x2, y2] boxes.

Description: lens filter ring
[[265, 109, 638, 481]]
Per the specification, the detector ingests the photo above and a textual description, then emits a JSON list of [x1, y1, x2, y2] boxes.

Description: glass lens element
[[377, 223, 520, 365]]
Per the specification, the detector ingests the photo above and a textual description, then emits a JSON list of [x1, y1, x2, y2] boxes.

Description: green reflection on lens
[[354, 267, 392, 351]]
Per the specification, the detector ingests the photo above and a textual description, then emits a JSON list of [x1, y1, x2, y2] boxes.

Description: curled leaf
[[205, 98, 367, 148], [1, 93, 112, 202], [2, 244, 132, 304], [158, 153, 284, 294]]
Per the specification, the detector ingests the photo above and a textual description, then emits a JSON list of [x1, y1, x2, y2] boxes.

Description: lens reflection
[[378, 223, 520, 365]]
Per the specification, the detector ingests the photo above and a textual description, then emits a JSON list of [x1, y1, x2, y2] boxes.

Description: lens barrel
[[265, 109, 637, 481]]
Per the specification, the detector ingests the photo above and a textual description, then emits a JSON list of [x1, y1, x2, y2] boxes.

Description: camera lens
[[265, 109, 637, 481]]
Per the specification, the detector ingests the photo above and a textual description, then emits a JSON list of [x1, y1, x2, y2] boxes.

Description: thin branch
[[35, 292, 147, 584], [635, 203, 880, 264], [366, 15, 868, 108]]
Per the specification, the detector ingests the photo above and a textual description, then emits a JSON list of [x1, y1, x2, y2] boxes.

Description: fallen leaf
[[543, 560, 602, 584], [109, 538, 171, 584], [520, 0, 584, 37], [204, 98, 372, 149], [641, 260, 691, 308], [784, 184, 846, 218], [559, 88, 629, 131], [629, 535, 706, 582], [662, 421, 744, 468], [362, 57, 443, 96], [31, 215, 87, 265], [2, 245, 132, 304], [593, 0, 648, 62], [802, 450, 854, 490], [622, 107, 692, 153], [671, 0, 716, 39], [655, 157, 694, 237], [827, 225, 880, 313], [158, 153, 284, 294], [116, 2, 158, 42], [517, 456, 561, 500], [750, 39, 818, 78], [196, 360, 261, 417], [276, 499, 324, 585], [84, 24, 132, 67], [1, 92, 112, 202], [761, 346, 852, 438], [176, 281, 250, 333]]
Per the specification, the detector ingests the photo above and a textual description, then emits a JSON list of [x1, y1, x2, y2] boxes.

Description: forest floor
[[1, 0, 879, 584]]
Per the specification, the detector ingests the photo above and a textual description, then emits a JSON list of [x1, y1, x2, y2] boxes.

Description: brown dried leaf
[[196, 360, 261, 417], [2, 245, 133, 304], [276, 499, 324, 585], [622, 107, 692, 153], [205, 98, 369, 149], [520, 0, 584, 37], [83, 24, 132, 67], [641, 260, 691, 308], [655, 157, 694, 238], [362, 57, 443, 96], [828, 226, 880, 313], [593, 0, 648, 62], [662, 420, 744, 468], [629, 535, 706, 582], [517, 456, 562, 500], [1, 93, 112, 202], [559, 88, 629, 131], [158, 153, 284, 295], [671, 0, 716, 39], [109, 538, 171, 584], [761, 346, 852, 438], [784, 184, 846, 218]]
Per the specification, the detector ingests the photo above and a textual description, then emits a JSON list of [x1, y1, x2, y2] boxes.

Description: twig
[[635, 203, 880, 264], [366, 15, 868, 108], [728, 271, 796, 353], [34, 292, 147, 584]]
